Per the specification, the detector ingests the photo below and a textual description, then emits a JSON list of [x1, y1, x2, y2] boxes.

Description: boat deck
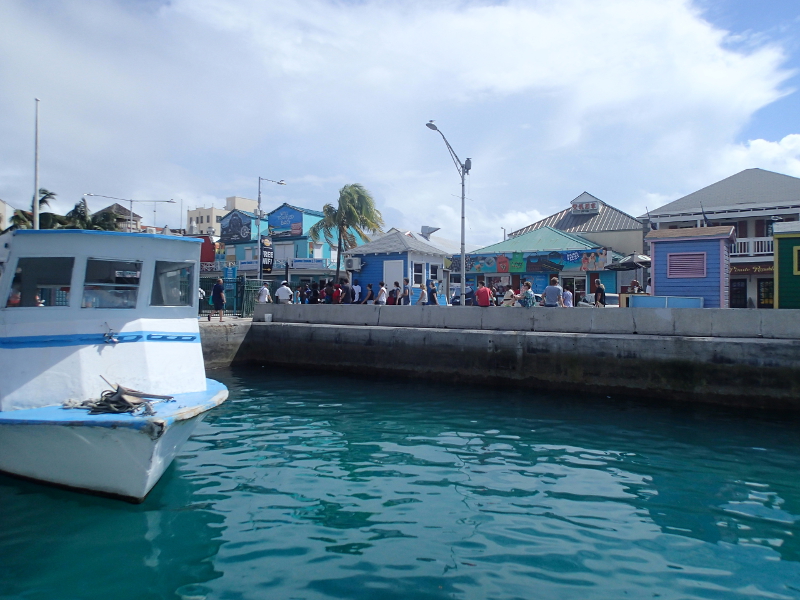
[[0, 378, 228, 429]]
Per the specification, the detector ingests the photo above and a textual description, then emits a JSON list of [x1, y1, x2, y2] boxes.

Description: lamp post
[[426, 121, 471, 307], [33, 98, 40, 230], [83, 194, 174, 232], [257, 177, 286, 279]]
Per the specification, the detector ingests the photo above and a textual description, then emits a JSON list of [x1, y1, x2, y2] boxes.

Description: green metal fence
[[199, 276, 263, 318]]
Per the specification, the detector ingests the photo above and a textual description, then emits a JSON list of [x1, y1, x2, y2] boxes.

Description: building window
[[413, 263, 424, 285], [82, 259, 142, 309], [216, 215, 222, 223], [151, 261, 194, 306], [6, 257, 74, 308], [667, 252, 706, 278], [794, 246, 800, 276], [430, 264, 439, 280], [206, 215, 211, 223]]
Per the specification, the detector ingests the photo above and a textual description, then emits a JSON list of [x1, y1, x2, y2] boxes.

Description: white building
[[645, 169, 800, 309], [187, 196, 257, 236], [0, 199, 9, 230]]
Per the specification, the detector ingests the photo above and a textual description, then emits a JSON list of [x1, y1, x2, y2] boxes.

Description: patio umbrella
[[605, 253, 651, 271]]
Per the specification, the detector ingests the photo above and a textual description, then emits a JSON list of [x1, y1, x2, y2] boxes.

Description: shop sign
[[730, 262, 774, 276], [571, 200, 599, 215], [291, 258, 328, 269], [238, 260, 258, 271], [261, 236, 274, 274], [219, 210, 252, 243]]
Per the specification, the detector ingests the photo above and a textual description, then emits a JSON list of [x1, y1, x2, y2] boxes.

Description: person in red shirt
[[333, 284, 341, 304], [475, 281, 493, 307]]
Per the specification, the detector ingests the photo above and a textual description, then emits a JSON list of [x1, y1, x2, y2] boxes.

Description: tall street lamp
[[83, 194, 174, 232], [257, 177, 286, 278], [426, 121, 471, 307]]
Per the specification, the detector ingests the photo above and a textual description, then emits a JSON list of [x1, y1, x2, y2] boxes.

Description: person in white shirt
[[416, 284, 428, 305], [275, 281, 293, 304], [257, 282, 272, 304], [352, 279, 361, 303], [375, 282, 388, 305], [562, 286, 573, 308]]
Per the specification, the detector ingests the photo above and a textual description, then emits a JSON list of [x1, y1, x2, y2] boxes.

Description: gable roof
[[646, 225, 735, 241], [472, 226, 603, 254], [647, 169, 800, 217], [96, 203, 142, 219], [344, 230, 449, 256], [509, 193, 644, 238], [267, 202, 325, 218]]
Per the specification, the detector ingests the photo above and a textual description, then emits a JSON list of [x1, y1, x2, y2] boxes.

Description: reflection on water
[[1, 367, 799, 599]]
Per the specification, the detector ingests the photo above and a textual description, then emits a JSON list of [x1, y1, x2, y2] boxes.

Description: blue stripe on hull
[[0, 331, 200, 349]]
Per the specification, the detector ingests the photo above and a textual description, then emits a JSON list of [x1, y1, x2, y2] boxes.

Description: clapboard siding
[[653, 239, 723, 307]]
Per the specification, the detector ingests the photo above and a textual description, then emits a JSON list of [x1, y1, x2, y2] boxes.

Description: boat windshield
[[5, 257, 74, 308], [82, 259, 142, 309], [151, 261, 194, 306]]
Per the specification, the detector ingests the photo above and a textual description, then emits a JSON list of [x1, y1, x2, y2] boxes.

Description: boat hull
[[0, 379, 228, 502]]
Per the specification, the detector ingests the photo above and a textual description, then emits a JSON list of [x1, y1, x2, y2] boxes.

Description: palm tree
[[33, 188, 56, 211], [308, 184, 384, 282], [64, 198, 115, 230]]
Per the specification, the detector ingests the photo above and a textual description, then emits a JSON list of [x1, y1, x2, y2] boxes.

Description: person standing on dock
[[416, 283, 428, 305], [361, 283, 374, 304], [400, 278, 411, 305], [257, 282, 272, 304], [562, 286, 573, 308], [543, 277, 564, 307], [427, 280, 439, 305], [340, 278, 353, 304], [275, 281, 293, 305], [210, 278, 225, 322], [475, 281, 493, 307], [376, 282, 388, 305], [594, 279, 606, 307], [352, 279, 361, 303]]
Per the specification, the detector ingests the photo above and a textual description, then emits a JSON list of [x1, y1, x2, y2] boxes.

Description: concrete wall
[[228, 322, 800, 409], [253, 303, 800, 339]]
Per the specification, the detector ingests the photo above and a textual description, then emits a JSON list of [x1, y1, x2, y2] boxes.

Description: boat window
[[82, 259, 141, 309], [151, 261, 194, 306], [5, 257, 74, 308]]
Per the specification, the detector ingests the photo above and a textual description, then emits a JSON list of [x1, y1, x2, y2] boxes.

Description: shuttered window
[[667, 252, 706, 278]]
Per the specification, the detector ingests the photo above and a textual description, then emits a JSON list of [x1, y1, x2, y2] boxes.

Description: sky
[[1, 0, 800, 246]]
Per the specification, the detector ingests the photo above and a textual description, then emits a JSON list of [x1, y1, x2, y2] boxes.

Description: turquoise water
[[1, 369, 799, 600]]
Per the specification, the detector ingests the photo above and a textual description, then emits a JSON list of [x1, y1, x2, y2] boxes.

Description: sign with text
[[261, 236, 274, 274], [730, 262, 774, 276]]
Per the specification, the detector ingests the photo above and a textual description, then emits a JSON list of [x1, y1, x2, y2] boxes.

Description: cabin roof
[[12, 230, 202, 243]]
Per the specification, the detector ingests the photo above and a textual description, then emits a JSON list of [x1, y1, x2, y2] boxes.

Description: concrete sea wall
[[201, 306, 800, 409]]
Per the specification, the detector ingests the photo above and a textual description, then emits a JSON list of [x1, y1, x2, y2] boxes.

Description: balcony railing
[[732, 237, 773, 257]]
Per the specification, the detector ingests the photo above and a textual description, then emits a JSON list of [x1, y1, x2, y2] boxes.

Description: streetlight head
[[277, 180, 286, 185], [464, 158, 472, 173], [426, 121, 438, 131]]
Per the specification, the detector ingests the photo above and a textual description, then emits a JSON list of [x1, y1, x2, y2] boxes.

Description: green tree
[[6, 189, 65, 231], [308, 183, 384, 282], [65, 198, 116, 230]]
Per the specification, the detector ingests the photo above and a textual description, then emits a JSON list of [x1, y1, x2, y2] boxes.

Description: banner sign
[[220, 210, 252, 244], [238, 260, 258, 271], [455, 249, 609, 274], [261, 237, 274, 274], [291, 258, 329, 269]]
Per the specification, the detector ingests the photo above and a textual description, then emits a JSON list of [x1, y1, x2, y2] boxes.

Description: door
[[757, 278, 774, 308], [383, 260, 404, 289], [730, 279, 747, 308]]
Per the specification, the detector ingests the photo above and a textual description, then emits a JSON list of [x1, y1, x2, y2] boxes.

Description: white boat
[[0, 229, 228, 502]]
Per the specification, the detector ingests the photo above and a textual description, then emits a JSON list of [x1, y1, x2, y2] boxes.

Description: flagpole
[[33, 98, 40, 230]]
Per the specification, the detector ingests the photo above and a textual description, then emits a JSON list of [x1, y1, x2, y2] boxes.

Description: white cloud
[[0, 0, 796, 245], [716, 134, 800, 179]]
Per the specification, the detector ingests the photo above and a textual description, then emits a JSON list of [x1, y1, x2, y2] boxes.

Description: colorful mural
[[220, 211, 253, 244], [454, 249, 608, 274]]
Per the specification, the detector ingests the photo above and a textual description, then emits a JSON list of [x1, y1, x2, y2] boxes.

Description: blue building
[[344, 230, 450, 303], [646, 226, 735, 308], [218, 204, 343, 284]]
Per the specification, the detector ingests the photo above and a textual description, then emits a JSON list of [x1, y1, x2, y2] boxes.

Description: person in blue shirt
[[426, 280, 439, 305]]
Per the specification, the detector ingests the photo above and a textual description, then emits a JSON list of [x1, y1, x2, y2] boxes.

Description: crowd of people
[[248, 274, 652, 312], [256, 277, 443, 306]]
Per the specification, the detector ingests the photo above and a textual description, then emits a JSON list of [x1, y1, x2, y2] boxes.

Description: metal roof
[[509, 193, 644, 238], [472, 226, 602, 254], [647, 169, 800, 217], [345, 230, 449, 256], [646, 226, 735, 241], [267, 202, 325, 218]]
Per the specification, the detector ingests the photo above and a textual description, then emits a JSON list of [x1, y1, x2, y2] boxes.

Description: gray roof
[[509, 193, 644, 237], [345, 230, 449, 256], [647, 169, 800, 217]]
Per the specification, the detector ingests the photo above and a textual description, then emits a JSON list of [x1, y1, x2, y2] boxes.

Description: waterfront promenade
[[200, 305, 800, 410]]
